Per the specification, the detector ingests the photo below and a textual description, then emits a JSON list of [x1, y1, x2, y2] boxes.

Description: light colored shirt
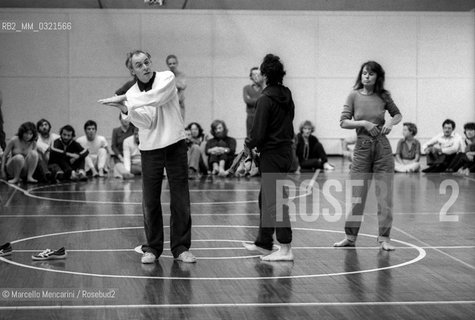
[[122, 71, 185, 151], [76, 135, 108, 155], [422, 132, 463, 155], [37, 133, 60, 154], [123, 135, 141, 172]]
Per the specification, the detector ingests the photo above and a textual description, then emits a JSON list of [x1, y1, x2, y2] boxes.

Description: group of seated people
[[2, 116, 473, 184], [0, 118, 141, 184], [341, 119, 475, 175]]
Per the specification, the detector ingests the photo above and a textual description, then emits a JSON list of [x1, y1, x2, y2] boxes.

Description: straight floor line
[[0, 301, 473, 310]]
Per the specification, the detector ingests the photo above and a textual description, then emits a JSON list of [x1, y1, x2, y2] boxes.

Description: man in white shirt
[[76, 120, 111, 177], [99, 50, 195, 264], [36, 119, 59, 182], [422, 119, 463, 172]]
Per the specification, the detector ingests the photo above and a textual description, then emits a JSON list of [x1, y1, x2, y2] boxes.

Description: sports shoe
[[323, 162, 335, 171], [32, 247, 67, 261], [141, 252, 157, 264], [0, 242, 12, 257], [175, 251, 197, 263]]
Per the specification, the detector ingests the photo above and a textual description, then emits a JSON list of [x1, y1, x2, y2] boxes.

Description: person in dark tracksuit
[[243, 54, 295, 261], [334, 61, 402, 251]]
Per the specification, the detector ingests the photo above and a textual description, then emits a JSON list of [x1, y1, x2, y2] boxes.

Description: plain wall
[[0, 9, 474, 153]]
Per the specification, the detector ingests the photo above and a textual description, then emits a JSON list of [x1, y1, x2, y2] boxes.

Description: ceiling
[[0, 0, 474, 11]]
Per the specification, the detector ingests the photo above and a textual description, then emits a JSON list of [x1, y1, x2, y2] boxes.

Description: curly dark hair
[[464, 122, 475, 132], [17, 122, 38, 142], [442, 119, 456, 130], [36, 118, 52, 132], [260, 54, 286, 86], [59, 124, 76, 138], [186, 122, 204, 139], [210, 120, 228, 138]]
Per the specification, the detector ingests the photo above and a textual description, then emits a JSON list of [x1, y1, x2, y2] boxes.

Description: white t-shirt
[[37, 133, 60, 154], [76, 135, 108, 155]]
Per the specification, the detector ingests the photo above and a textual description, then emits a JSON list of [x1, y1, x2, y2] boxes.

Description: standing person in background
[[166, 54, 187, 120], [334, 60, 402, 251], [99, 50, 195, 264], [243, 54, 295, 261], [0, 90, 6, 151], [243, 67, 264, 138]]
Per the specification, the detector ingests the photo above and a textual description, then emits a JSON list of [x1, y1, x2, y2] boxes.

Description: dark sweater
[[295, 133, 326, 163], [245, 84, 295, 153], [49, 138, 89, 165]]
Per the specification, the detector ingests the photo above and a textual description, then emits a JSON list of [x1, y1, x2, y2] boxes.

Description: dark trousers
[[141, 140, 191, 258], [246, 113, 255, 138], [299, 140, 328, 170], [208, 153, 233, 169], [345, 135, 394, 242], [48, 157, 85, 179], [254, 148, 293, 250]]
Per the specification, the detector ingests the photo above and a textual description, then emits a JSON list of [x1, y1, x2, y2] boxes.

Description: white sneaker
[[324, 162, 335, 171], [141, 252, 157, 264], [175, 251, 197, 263]]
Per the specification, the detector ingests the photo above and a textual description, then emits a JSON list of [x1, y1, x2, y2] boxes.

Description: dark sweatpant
[[254, 147, 293, 250], [140, 140, 192, 259]]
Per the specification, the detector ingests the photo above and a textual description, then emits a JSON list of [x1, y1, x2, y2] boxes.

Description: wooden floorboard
[[1, 158, 474, 319]]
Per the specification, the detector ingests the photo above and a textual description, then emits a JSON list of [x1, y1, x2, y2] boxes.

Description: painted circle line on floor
[[0, 225, 426, 280]]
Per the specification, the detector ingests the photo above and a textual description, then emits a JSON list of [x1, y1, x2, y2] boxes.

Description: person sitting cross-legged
[[77, 120, 112, 178], [49, 125, 88, 181], [295, 120, 334, 172], [205, 120, 236, 177]]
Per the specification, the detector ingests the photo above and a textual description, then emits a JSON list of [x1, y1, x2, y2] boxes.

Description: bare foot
[[380, 241, 395, 251], [333, 238, 356, 247], [261, 244, 294, 261], [26, 177, 38, 184], [8, 178, 20, 184], [242, 242, 275, 255]]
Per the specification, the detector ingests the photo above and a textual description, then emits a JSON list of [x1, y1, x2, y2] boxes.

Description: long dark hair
[[210, 120, 228, 138], [353, 61, 390, 99], [186, 122, 204, 139], [17, 122, 38, 142]]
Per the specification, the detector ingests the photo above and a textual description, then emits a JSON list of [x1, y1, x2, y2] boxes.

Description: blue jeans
[[141, 140, 192, 258], [345, 135, 394, 242]]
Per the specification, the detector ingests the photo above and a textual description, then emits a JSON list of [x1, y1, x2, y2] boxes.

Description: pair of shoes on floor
[[0, 242, 12, 257], [31, 247, 67, 260], [140, 248, 197, 264]]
